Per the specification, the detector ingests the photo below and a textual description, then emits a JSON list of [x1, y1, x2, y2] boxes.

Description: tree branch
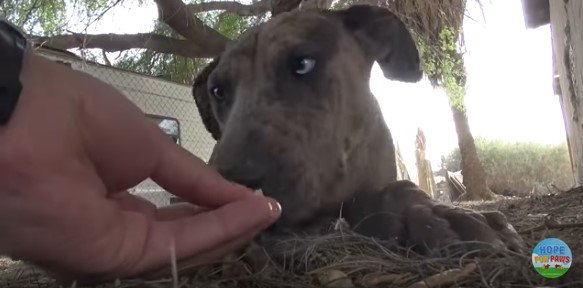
[[186, 0, 270, 16], [271, 0, 302, 16], [298, 0, 334, 10], [154, 0, 230, 53], [29, 0, 308, 61], [101, 49, 112, 66], [31, 33, 221, 59], [21, 0, 42, 26]]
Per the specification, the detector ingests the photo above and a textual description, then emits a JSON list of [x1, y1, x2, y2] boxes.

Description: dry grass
[[443, 139, 575, 197], [2, 186, 583, 288]]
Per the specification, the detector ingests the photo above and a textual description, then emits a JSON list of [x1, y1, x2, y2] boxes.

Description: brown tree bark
[[450, 104, 496, 200], [440, 49, 496, 201], [271, 0, 302, 15], [153, 0, 229, 53], [299, 0, 335, 10], [186, 0, 270, 16], [32, 33, 218, 58]]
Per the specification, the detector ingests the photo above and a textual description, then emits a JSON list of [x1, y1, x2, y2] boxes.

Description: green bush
[[442, 139, 575, 196]]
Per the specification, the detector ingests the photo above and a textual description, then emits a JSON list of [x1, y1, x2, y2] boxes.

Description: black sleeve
[[0, 18, 30, 126]]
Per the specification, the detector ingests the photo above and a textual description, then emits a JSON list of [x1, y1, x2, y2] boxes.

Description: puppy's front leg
[[347, 181, 524, 254]]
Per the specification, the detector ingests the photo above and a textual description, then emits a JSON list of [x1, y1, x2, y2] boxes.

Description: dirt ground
[[1, 186, 582, 288]]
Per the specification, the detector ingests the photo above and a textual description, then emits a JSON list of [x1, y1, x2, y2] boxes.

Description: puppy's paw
[[220, 240, 274, 278], [403, 203, 524, 253], [479, 210, 524, 252], [350, 181, 523, 255]]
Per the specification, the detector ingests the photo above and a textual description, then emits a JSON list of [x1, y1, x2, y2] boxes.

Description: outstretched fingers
[[150, 140, 253, 208], [123, 194, 281, 276], [111, 191, 209, 222]]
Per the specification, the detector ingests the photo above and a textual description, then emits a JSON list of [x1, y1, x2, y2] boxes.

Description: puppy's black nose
[[209, 126, 275, 191], [216, 159, 264, 190], [209, 134, 272, 191]]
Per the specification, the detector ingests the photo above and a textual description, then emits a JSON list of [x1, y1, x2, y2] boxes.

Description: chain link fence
[[36, 47, 217, 208]]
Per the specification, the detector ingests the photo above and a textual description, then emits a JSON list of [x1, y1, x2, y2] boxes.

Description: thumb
[[117, 195, 280, 280]]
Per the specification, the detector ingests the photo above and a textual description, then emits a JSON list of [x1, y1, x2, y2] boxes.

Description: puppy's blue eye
[[294, 58, 316, 75], [210, 86, 225, 102]]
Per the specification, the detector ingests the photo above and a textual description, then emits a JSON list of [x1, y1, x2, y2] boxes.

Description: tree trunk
[[450, 104, 495, 200]]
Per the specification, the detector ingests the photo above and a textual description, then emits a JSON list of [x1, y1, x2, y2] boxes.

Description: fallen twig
[[565, 185, 583, 194], [519, 221, 583, 234], [547, 202, 571, 217], [360, 272, 411, 286], [407, 263, 477, 288]]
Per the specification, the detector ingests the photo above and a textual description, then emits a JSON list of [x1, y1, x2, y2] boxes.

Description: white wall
[[36, 48, 217, 206]]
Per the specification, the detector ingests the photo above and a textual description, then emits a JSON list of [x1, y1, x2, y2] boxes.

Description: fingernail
[[267, 198, 282, 218]]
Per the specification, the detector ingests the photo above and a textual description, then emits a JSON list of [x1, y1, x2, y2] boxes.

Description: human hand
[[0, 52, 281, 284]]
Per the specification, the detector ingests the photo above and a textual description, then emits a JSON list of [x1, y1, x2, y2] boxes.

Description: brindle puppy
[[192, 5, 523, 258]]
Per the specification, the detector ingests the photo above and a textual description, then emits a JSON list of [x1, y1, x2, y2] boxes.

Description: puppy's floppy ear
[[193, 57, 222, 140], [332, 5, 423, 82]]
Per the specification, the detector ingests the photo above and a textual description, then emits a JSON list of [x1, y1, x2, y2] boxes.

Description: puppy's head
[[193, 5, 422, 231]]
